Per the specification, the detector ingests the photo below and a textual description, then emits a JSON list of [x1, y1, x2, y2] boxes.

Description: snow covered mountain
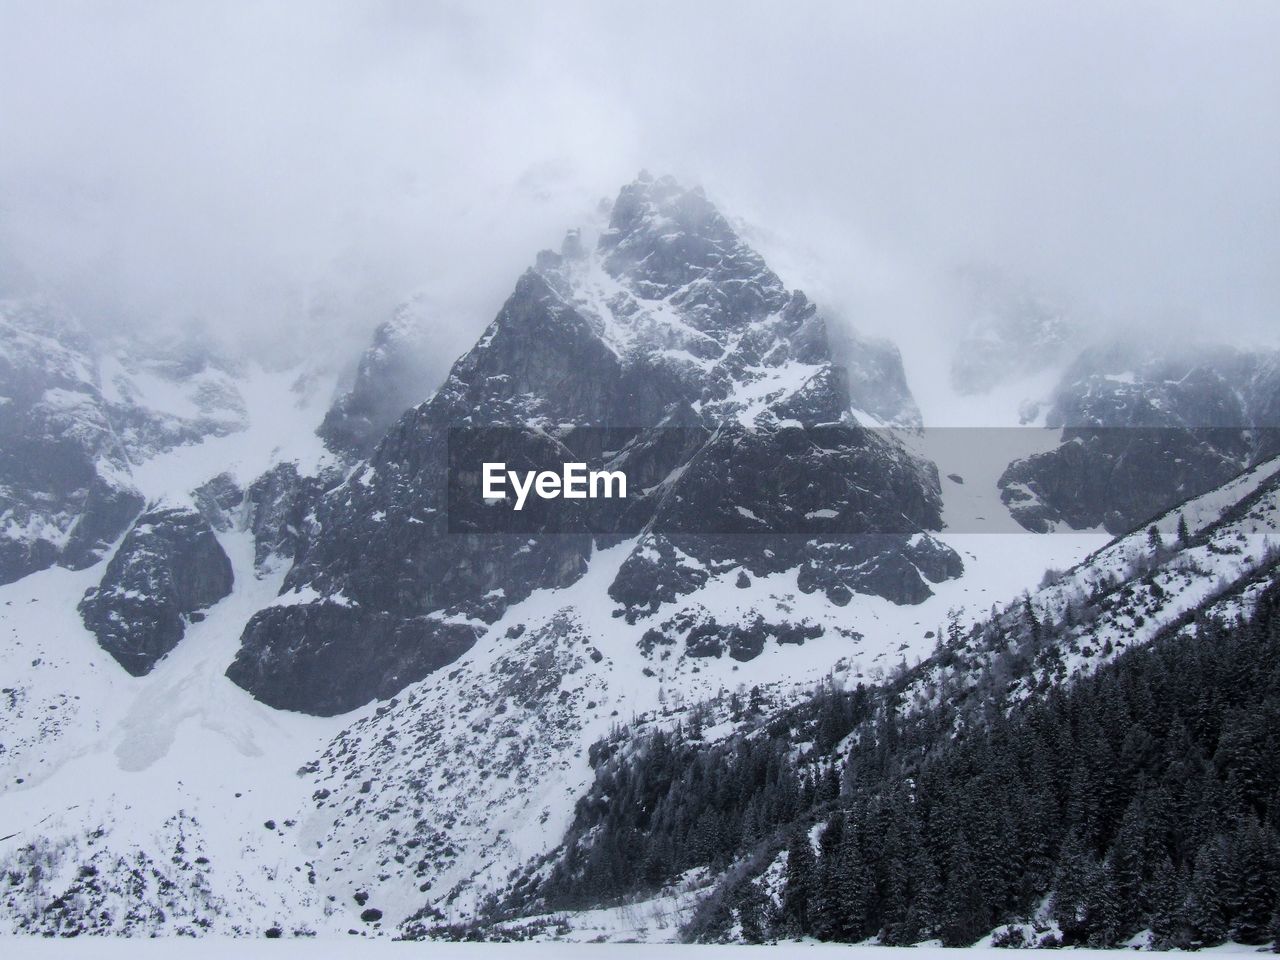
[[227, 173, 960, 716], [1, 174, 1277, 947]]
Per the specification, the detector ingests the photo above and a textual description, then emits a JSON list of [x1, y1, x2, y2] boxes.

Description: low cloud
[[1, 1, 1276, 371]]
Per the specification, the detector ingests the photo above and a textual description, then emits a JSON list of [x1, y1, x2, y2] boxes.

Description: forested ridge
[[500, 563, 1280, 948]]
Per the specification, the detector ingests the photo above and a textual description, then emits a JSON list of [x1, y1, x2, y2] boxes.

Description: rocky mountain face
[[227, 174, 959, 716], [242, 462, 330, 571], [0, 298, 247, 585], [318, 299, 440, 458], [999, 340, 1280, 534], [78, 506, 234, 676], [827, 327, 922, 429]]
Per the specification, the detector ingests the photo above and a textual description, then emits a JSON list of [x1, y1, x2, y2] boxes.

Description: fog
[[1, 0, 1277, 374]]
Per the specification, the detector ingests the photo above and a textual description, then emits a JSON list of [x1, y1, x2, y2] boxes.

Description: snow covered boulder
[[79, 505, 234, 676]]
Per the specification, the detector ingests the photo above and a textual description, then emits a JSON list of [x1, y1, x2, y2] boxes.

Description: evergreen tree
[[809, 814, 845, 940], [939, 838, 987, 945], [1225, 817, 1279, 944], [782, 827, 816, 936], [1186, 842, 1228, 946], [1053, 828, 1101, 943], [735, 878, 772, 944], [1147, 856, 1190, 948]]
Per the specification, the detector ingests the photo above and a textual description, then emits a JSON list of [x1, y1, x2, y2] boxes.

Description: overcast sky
[[1, 0, 1277, 371]]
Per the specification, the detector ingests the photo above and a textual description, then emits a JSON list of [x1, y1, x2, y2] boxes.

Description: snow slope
[[0, 358, 348, 936]]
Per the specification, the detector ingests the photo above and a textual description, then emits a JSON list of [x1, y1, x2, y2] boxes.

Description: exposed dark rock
[[609, 537, 712, 622], [904, 533, 967, 582], [245, 462, 327, 569], [798, 540, 936, 606], [726, 622, 766, 662], [192, 473, 243, 532], [684, 619, 725, 658], [58, 475, 147, 572], [319, 300, 442, 458], [598, 174, 788, 332], [828, 326, 923, 427], [0, 302, 143, 583], [1000, 430, 1247, 534], [681, 615, 825, 663], [79, 506, 234, 676], [227, 603, 483, 715], [0, 299, 246, 585], [606, 418, 953, 613], [999, 341, 1280, 534]]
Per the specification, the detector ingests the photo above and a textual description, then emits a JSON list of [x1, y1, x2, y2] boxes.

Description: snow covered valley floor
[[1, 941, 1274, 958]]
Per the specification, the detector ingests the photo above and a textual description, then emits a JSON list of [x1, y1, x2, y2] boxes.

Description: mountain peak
[[227, 175, 948, 714], [598, 175, 778, 304]]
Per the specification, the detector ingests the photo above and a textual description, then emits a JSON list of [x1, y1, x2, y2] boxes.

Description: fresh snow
[[0, 528, 352, 935], [126, 362, 338, 506], [0, 940, 1268, 958], [0, 353, 352, 936]]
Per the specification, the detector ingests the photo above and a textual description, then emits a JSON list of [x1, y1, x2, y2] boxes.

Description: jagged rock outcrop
[[227, 603, 480, 714], [192, 473, 243, 533], [79, 506, 234, 675], [999, 341, 1280, 534], [229, 412, 595, 714], [318, 300, 439, 458], [826, 327, 923, 427], [227, 173, 960, 716], [244, 462, 328, 570]]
